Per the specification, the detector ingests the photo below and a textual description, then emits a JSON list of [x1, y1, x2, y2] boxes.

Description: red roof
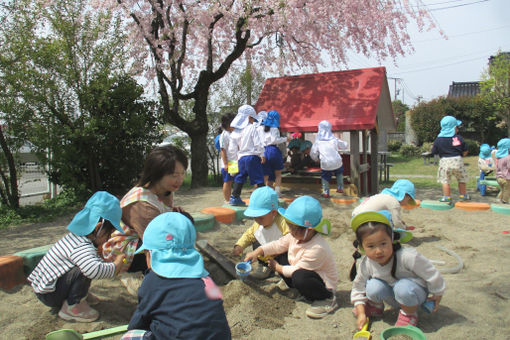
[[255, 67, 387, 132]]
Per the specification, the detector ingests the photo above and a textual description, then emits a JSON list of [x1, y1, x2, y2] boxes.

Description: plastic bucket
[[235, 261, 252, 280], [380, 325, 427, 340]]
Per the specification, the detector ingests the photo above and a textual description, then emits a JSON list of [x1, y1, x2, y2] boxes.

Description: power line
[[414, 24, 510, 43], [426, 0, 489, 11]]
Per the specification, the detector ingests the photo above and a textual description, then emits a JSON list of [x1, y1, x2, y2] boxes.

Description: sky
[[334, 0, 510, 106]]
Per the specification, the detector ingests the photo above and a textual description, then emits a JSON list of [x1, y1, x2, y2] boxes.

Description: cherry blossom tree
[[103, 0, 434, 187]]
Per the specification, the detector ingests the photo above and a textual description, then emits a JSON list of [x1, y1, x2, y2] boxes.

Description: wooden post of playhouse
[[350, 130, 360, 194], [370, 129, 379, 194], [361, 130, 369, 196]]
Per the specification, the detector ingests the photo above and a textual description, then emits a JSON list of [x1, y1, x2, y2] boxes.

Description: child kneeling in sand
[[352, 179, 417, 230], [28, 191, 126, 322], [121, 212, 231, 340], [244, 196, 338, 319], [232, 186, 289, 279], [350, 210, 445, 329]]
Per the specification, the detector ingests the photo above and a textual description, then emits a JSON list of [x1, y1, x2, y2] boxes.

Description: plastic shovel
[[46, 324, 128, 340], [353, 317, 371, 340]]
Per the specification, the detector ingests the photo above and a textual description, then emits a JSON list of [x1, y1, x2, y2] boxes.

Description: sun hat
[[437, 116, 461, 137], [479, 144, 492, 159], [135, 212, 208, 279], [257, 110, 268, 124], [299, 140, 313, 152], [244, 186, 279, 217], [381, 179, 416, 205], [263, 110, 281, 128], [317, 120, 335, 141], [278, 196, 331, 234], [230, 104, 257, 129], [495, 138, 510, 158], [351, 210, 412, 244], [67, 191, 123, 236], [288, 138, 302, 150]]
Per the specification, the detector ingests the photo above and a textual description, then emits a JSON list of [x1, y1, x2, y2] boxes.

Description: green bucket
[[380, 325, 427, 340]]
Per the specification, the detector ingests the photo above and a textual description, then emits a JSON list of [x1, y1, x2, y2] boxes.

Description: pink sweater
[[261, 233, 338, 290]]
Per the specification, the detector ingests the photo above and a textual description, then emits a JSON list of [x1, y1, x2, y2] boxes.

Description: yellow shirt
[[235, 214, 289, 250]]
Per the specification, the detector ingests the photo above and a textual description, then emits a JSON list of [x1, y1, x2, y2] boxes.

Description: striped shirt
[[28, 233, 116, 294]]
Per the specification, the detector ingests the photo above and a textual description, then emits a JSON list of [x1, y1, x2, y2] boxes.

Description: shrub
[[400, 144, 421, 157], [464, 138, 479, 156], [420, 142, 433, 153], [388, 141, 402, 152]]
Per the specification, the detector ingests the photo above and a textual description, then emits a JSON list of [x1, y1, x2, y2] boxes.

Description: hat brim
[[150, 249, 209, 279], [244, 207, 272, 217], [67, 208, 123, 236], [394, 228, 413, 243], [351, 211, 392, 233]]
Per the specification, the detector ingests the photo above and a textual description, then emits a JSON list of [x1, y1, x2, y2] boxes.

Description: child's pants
[[320, 166, 344, 193], [281, 268, 333, 301], [497, 177, 510, 203], [35, 267, 91, 308], [366, 278, 428, 308]]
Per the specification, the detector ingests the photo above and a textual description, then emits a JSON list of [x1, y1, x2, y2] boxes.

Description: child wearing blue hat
[[121, 212, 231, 340], [431, 115, 470, 202], [350, 210, 445, 329], [229, 104, 266, 206], [232, 187, 289, 279], [244, 196, 338, 319], [352, 179, 417, 230], [28, 191, 126, 322], [260, 110, 291, 196], [495, 138, 510, 204], [310, 120, 349, 197]]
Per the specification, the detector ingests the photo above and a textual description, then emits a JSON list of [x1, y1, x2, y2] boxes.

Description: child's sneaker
[[58, 299, 99, 322], [439, 196, 451, 203], [321, 193, 330, 198], [305, 294, 338, 319], [395, 310, 418, 327], [336, 188, 344, 193], [229, 196, 246, 206], [459, 194, 471, 201]]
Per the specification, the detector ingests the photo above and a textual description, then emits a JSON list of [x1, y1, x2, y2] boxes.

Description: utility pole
[[387, 77, 402, 101]]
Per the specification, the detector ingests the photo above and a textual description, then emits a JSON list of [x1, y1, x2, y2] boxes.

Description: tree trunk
[[189, 132, 209, 188], [0, 128, 19, 209]]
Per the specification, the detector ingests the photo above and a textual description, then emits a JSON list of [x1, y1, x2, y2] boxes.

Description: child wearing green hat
[[244, 196, 338, 319], [28, 191, 126, 322], [121, 212, 231, 340], [232, 187, 289, 279], [350, 210, 445, 329], [495, 138, 510, 204], [431, 115, 470, 202], [352, 179, 416, 230]]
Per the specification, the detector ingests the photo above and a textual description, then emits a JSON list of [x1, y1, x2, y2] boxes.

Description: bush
[[388, 141, 402, 152], [464, 138, 479, 156], [400, 144, 421, 157], [420, 142, 433, 153]]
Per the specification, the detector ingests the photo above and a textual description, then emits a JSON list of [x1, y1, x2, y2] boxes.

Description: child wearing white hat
[[28, 191, 126, 322]]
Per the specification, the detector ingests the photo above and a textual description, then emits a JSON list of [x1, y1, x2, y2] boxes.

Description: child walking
[[352, 179, 417, 230], [219, 112, 237, 204], [261, 110, 290, 196], [495, 138, 510, 204], [232, 186, 289, 279], [310, 120, 348, 198], [28, 191, 126, 322], [121, 212, 231, 340], [244, 196, 338, 319], [229, 104, 266, 206], [431, 115, 470, 202], [350, 210, 445, 329]]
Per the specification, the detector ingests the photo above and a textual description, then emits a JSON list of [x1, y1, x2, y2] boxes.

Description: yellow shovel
[[353, 317, 371, 340]]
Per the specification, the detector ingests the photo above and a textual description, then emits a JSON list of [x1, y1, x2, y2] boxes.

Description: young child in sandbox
[[349, 210, 445, 330], [121, 212, 231, 340], [28, 191, 126, 322], [244, 195, 338, 319], [232, 186, 289, 279]]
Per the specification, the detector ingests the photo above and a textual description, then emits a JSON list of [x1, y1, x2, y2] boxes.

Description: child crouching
[[28, 191, 126, 322], [244, 196, 338, 319], [350, 210, 445, 330], [121, 212, 231, 340]]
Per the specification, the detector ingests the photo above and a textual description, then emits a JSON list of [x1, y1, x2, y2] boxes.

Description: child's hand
[[267, 258, 281, 274], [260, 156, 266, 164], [356, 313, 367, 330], [428, 295, 442, 312], [232, 245, 243, 257], [113, 254, 126, 274], [244, 248, 263, 264]]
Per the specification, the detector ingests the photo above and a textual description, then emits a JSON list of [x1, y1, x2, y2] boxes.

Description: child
[[232, 186, 289, 279], [298, 140, 320, 170], [310, 120, 348, 198], [352, 179, 416, 230], [28, 191, 126, 322], [478, 144, 496, 176], [350, 210, 445, 329], [121, 212, 231, 340], [219, 112, 237, 204], [495, 138, 510, 204], [431, 115, 470, 202], [229, 104, 266, 206], [244, 196, 338, 319], [261, 110, 290, 196]]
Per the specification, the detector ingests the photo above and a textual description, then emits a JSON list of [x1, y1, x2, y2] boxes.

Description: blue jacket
[[128, 270, 231, 340]]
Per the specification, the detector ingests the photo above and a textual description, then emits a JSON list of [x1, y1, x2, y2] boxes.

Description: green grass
[[387, 153, 480, 189]]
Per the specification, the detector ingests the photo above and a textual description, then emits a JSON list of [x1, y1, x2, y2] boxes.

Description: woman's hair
[[220, 113, 236, 130], [349, 221, 402, 281], [137, 145, 188, 187]]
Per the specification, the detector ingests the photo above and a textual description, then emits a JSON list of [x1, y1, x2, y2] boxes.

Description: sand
[[1, 185, 509, 339]]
